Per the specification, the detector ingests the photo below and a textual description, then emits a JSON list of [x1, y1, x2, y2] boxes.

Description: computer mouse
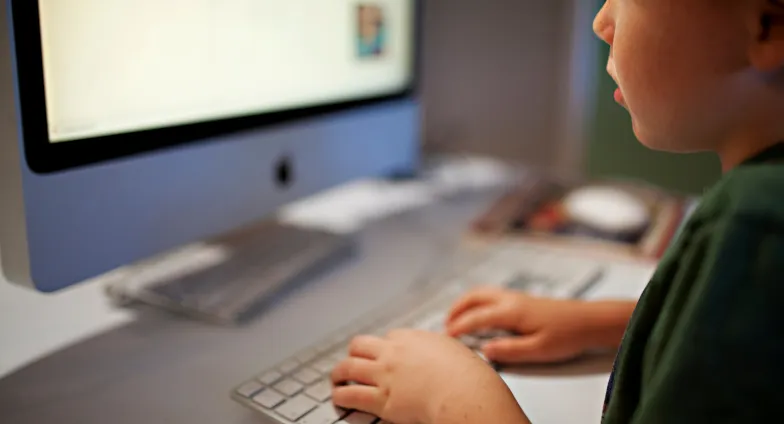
[[562, 186, 650, 234]]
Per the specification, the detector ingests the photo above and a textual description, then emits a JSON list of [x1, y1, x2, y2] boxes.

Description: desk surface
[[0, 176, 653, 424]]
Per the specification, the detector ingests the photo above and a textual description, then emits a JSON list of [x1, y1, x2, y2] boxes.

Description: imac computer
[[0, 0, 420, 310]]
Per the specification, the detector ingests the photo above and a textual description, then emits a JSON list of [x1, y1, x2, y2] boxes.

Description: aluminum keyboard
[[230, 241, 605, 424]]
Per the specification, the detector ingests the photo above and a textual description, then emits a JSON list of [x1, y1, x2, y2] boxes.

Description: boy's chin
[[632, 116, 718, 154], [632, 120, 683, 153], [631, 120, 658, 150]]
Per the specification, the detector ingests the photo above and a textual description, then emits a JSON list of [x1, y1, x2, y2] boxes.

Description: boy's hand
[[446, 287, 629, 364], [331, 329, 526, 424]]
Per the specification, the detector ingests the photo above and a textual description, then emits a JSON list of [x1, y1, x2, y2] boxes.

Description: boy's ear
[[750, 0, 784, 72]]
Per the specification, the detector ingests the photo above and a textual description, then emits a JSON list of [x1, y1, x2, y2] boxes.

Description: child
[[331, 0, 784, 422]]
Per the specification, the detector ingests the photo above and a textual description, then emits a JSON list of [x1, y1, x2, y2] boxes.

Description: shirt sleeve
[[631, 215, 784, 423]]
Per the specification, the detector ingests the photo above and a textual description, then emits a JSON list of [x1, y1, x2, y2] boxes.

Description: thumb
[[482, 336, 550, 364]]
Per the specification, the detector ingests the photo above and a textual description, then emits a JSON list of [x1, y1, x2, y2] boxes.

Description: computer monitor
[[0, 0, 420, 292]]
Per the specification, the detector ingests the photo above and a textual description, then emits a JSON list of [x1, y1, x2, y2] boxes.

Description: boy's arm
[[432, 373, 533, 424], [580, 300, 637, 350]]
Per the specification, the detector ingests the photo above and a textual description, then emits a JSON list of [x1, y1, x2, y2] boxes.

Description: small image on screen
[[357, 4, 386, 58]]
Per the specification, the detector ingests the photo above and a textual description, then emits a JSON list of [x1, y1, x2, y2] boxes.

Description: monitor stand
[[105, 219, 356, 326]]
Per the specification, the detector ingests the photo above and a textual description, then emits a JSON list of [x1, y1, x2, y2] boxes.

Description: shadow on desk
[[500, 350, 617, 378]]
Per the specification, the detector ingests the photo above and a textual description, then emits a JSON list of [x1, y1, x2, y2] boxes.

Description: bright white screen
[[38, 0, 414, 142]]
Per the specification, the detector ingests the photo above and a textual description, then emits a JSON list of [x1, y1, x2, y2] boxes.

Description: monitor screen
[[38, 0, 415, 143]]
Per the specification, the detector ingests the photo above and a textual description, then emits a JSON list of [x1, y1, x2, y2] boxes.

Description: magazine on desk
[[469, 175, 698, 260]]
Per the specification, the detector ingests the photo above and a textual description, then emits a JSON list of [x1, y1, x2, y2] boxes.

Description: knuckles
[[383, 358, 396, 374]]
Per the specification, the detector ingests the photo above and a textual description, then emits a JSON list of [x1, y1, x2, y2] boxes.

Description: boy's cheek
[[609, 0, 749, 151], [611, 51, 690, 149]]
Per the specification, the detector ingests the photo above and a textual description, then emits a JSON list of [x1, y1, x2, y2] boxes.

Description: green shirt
[[602, 143, 784, 423]]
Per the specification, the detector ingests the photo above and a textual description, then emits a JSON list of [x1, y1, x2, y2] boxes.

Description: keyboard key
[[293, 367, 321, 385], [528, 283, 555, 298], [339, 411, 377, 424], [251, 389, 285, 409], [297, 350, 318, 364], [469, 264, 515, 286], [304, 379, 333, 402], [257, 370, 283, 385], [329, 334, 349, 346], [298, 403, 348, 424], [474, 329, 514, 340], [413, 312, 446, 332], [235, 380, 264, 398], [274, 378, 304, 396], [314, 340, 334, 354], [369, 325, 391, 336], [279, 359, 300, 374], [312, 358, 338, 374], [274, 394, 318, 421], [459, 334, 481, 349], [329, 347, 349, 362]]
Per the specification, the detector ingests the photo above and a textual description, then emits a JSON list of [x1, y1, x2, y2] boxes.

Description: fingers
[[446, 287, 503, 325], [331, 355, 387, 417], [349, 335, 384, 360], [482, 336, 551, 364], [332, 385, 385, 415], [331, 357, 381, 386], [446, 306, 512, 337]]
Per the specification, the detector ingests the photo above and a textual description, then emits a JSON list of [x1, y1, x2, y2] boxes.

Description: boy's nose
[[593, 2, 614, 45]]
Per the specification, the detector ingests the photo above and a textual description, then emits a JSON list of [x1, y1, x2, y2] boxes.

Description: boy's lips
[[614, 87, 626, 107]]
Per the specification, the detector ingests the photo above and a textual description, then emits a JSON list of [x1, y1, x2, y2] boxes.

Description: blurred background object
[[421, 0, 579, 171]]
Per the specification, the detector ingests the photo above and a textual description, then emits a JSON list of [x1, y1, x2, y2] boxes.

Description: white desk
[[0, 165, 654, 424]]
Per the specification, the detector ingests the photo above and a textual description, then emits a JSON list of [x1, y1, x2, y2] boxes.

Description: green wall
[[586, 35, 721, 195]]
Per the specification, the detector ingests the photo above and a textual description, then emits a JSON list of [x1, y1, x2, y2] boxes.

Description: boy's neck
[[718, 137, 783, 172]]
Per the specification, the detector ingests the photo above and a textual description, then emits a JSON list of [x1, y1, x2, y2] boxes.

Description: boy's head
[[594, 0, 784, 167]]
